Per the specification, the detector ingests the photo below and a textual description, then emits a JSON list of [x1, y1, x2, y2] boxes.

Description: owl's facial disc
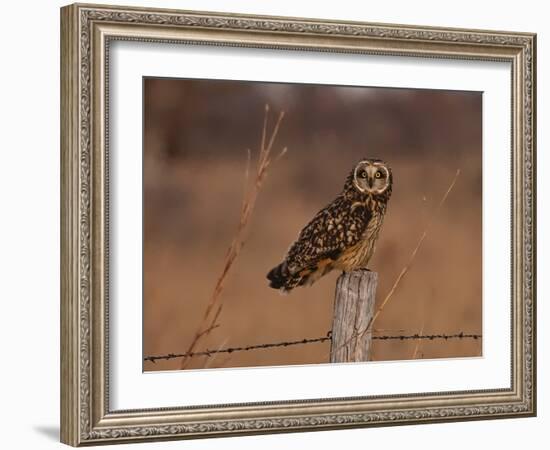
[[353, 161, 390, 195]]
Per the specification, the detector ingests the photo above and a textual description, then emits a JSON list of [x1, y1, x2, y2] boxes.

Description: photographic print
[[142, 78, 482, 371]]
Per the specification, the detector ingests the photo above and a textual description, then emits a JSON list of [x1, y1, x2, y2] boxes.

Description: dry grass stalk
[[330, 169, 461, 358], [180, 105, 287, 369], [202, 337, 230, 370], [412, 288, 431, 359], [215, 354, 234, 369], [411, 319, 426, 359]]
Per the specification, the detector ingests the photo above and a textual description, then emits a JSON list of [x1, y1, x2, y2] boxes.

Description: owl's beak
[[367, 178, 373, 188]]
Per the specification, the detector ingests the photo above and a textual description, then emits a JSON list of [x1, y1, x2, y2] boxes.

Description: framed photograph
[[60, 3, 536, 446]]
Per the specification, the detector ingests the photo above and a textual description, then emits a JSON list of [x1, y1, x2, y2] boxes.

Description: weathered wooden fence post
[[330, 270, 377, 363]]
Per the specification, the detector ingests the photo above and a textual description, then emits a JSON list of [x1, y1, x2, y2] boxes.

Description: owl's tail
[[266, 262, 290, 290], [267, 262, 315, 293]]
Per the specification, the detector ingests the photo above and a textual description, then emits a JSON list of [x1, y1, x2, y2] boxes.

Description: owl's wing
[[284, 198, 371, 275]]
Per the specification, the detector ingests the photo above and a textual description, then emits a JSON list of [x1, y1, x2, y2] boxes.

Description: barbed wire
[[144, 331, 481, 363]]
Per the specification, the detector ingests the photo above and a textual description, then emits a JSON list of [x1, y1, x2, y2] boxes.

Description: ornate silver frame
[[60, 3, 536, 446]]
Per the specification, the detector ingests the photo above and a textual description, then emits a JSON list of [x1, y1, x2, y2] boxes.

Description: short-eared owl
[[267, 158, 392, 293]]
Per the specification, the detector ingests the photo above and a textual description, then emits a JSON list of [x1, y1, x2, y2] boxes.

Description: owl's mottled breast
[[336, 203, 386, 271]]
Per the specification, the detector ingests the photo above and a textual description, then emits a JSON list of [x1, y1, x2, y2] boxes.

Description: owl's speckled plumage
[[267, 158, 392, 293]]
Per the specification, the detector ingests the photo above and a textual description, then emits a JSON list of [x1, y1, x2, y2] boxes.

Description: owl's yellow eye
[[375, 171, 382, 178], [360, 171, 368, 178]]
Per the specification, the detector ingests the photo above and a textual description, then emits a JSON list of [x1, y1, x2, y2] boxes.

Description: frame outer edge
[[61, 2, 536, 445], [61, 4, 81, 447], [533, 33, 537, 416], [528, 33, 536, 416]]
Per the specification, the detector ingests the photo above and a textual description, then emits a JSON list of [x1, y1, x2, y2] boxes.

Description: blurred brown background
[[143, 78, 482, 371]]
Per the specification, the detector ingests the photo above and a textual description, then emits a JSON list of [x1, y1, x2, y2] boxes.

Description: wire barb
[[144, 331, 482, 364]]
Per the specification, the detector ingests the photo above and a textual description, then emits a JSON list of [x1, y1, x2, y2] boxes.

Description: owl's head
[[351, 158, 392, 196]]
